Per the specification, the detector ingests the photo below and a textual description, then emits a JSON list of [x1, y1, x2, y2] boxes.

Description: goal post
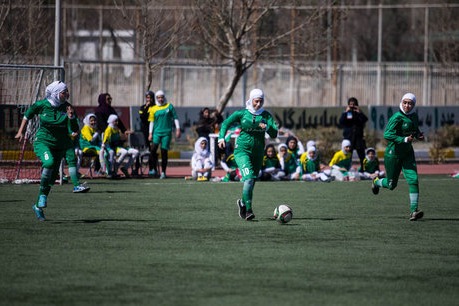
[[0, 64, 65, 183]]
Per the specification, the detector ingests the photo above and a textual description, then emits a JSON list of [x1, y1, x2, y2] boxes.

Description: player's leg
[[34, 143, 56, 205], [234, 150, 257, 220], [125, 148, 139, 175], [32, 143, 56, 220], [401, 156, 423, 220], [115, 147, 128, 171], [66, 148, 90, 193], [159, 134, 172, 178], [75, 147, 82, 175], [373, 154, 401, 193], [149, 134, 160, 176]]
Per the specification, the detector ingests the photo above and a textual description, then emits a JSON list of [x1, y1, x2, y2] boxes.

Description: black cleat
[[236, 199, 246, 219]]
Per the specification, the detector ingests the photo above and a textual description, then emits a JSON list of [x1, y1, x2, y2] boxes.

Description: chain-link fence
[[64, 60, 459, 108]]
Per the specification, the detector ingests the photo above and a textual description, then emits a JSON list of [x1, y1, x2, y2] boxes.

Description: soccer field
[[1, 176, 458, 306]]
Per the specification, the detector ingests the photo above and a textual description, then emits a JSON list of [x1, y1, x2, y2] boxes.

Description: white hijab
[[155, 90, 167, 106], [278, 143, 288, 153], [307, 146, 317, 161], [245, 88, 265, 115], [194, 137, 209, 158], [399, 93, 416, 115], [83, 113, 96, 127], [107, 114, 118, 128], [46, 81, 68, 107], [306, 140, 316, 150], [342, 139, 351, 154]]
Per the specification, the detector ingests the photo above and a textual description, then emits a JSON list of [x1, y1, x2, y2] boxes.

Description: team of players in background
[[16, 82, 424, 222]]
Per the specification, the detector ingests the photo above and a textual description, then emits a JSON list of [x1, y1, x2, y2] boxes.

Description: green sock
[[409, 193, 419, 213], [69, 166, 79, 187], [242, 179, 255, 211], [38, 168, 52, 202], [379, 178, 390, 189], [408, 184, 419, 213]]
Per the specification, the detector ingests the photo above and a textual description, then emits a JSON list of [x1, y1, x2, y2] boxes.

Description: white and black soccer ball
[[273, 204, 293, 224]]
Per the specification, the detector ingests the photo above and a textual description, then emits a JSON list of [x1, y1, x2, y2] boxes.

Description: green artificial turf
[[0, 176, 458, 306]]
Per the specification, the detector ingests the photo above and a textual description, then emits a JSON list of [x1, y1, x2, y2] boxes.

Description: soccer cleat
[[37, 195, 47, 208], [409, 210, 424, 221], [160, 173, 167, 179], [372, 178, 380, 195], [148, 170, 157, 177], [120, 167, 130, 178], [73, 184, 90, 193], [236, 199, 246, 219], [245, 209, 255, 221], [32, 204, 45, 221]]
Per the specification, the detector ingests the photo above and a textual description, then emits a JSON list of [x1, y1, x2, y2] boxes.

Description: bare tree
[[113, 0, 189, 90], [192, 0, 326, 113], [0, 0, 53, 63]]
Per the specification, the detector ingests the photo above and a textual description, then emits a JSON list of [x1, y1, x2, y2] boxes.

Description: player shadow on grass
[[48, 218, 153, 224], [289, 217, 340, 221], [83, 190, 136, 194]]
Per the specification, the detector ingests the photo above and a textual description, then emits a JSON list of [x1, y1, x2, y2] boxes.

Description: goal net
[[0, 64, 65, 183]]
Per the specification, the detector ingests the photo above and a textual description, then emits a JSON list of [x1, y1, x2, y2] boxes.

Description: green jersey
[[148, 103, 178, 136], [299, 152, 320, 174], [384, 111, 421, 158], [262, 155, 281, 170], [218, 109, 278, 153], [360, 157, 380, 173], [24, 99, 77, 149]]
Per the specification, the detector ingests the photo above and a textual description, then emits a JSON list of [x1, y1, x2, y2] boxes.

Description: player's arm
[[169, 104, 181, 138], [15, 119, 28, 142], [148, 108, 155, 141], [265, 114, 279, 139], [384, 115, 405, 144], [15, 102, 40, 141], [218, 111, 241, 149]]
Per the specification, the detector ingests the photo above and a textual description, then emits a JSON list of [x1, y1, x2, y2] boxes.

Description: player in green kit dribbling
[[15, 81, 90, 221], [218, 89, 278, 221]]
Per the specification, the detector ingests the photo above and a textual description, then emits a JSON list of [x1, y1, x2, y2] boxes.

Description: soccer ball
[[273, 204, 293, 224]]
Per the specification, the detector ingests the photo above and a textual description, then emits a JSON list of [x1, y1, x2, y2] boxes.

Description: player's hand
[[15, 132, 23, 142], [176, 129, 181, 139], [259, 122, 267, 130], [218, 140, 225, 150], [148, 134, 152, 141], [418, 133, 425, 141]]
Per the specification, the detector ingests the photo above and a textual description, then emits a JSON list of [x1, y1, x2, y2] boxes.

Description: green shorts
[[34, 142, 76, 169], [152, 133, 172, 150]]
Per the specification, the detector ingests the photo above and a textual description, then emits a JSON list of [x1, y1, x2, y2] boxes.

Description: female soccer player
[[372, 93, 425, 221], [147, 90, 181, 179], [15, 81, 89, 221], [218, 88, 278, 221]]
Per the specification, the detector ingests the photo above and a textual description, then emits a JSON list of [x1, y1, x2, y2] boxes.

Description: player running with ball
[[218, 89, 278, 221], [371, 93, 424, 221]]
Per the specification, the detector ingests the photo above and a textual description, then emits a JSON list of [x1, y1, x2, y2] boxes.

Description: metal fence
[[64, 60, 459, 109]]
